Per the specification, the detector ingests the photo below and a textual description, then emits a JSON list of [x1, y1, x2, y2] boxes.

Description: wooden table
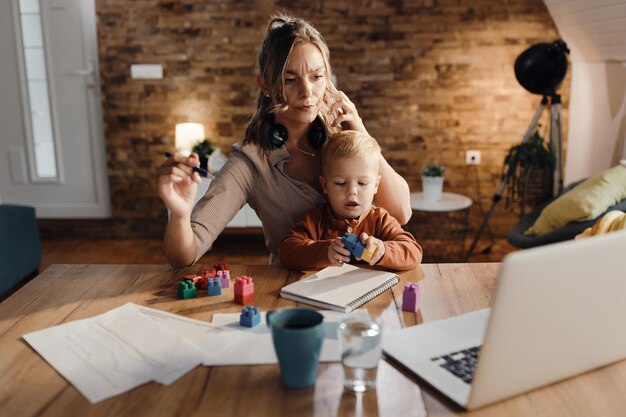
[[1, 263, 624, 416]]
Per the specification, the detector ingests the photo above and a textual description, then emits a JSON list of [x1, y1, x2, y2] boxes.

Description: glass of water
[[338, 317, 383, 392]]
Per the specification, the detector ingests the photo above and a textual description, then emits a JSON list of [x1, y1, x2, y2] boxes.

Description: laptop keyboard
[[430, 346, 481, 384]]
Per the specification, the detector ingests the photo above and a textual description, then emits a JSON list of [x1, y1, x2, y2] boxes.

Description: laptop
[[383, 230, 626, 410]]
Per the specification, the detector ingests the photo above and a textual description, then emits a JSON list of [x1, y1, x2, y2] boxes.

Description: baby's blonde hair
[[321, 130, 381, 174]]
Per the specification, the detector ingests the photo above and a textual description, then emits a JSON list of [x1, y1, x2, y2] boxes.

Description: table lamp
[[175, 123, 205, 156]]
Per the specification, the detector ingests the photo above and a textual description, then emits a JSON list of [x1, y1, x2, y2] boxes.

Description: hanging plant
[[502, 129, 555, 210]]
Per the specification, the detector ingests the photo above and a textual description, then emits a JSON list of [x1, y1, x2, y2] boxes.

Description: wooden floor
[[39, 235, 271, 273], [39, 235, 517, 273]]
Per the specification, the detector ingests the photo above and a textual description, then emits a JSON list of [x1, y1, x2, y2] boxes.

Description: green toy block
[[178, 280, 197, 299]]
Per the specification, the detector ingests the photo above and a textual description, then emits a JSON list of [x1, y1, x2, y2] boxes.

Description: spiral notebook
[[280, 263, 400, 313]]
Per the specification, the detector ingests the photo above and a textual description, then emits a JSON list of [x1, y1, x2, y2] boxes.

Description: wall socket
[[466, 150, 481, 165]]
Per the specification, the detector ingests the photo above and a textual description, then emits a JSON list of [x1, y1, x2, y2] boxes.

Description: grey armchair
[[0, 204, 41, 298], [507, 180, 626, 248]]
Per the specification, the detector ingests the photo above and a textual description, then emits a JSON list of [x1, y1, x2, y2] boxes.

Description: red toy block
[[214, 262, 229, 272], [201, 268, 217, 279], [234, 276, 254, 305], [183, 274, 207, 290]]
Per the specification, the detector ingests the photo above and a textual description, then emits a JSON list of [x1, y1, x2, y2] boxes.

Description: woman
[[157, 14, 411, 268]]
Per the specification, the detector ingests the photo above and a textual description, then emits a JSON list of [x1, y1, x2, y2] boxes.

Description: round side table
[[407, 192, 472, 263]]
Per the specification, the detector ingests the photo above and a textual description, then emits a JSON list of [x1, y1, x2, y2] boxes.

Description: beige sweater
[[191, 142, 325, 264]]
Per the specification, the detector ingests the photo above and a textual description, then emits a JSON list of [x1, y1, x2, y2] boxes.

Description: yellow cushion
[[525, 165, 626, 236]]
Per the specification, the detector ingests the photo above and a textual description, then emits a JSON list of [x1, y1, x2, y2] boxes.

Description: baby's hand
[[328, 237, 351, 267], [357, 233, 385, 265]]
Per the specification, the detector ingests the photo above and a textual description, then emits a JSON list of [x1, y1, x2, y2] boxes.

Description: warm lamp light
[[175, 123, 205, 156]]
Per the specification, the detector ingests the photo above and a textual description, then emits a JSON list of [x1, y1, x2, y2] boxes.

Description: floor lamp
[[465, 40, 570, 261]]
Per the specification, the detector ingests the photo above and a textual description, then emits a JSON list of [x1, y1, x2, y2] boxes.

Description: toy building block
[[183, 274, 199, 286], [214, 262, 229, 272], [239, 305, 261, 328], [341, 233, 378, 262], [217, 270, 230, 289], [402, 283, 420, 312], [341, 233, 365, 258], [198, 274, 209, 289], [184, 273, 207, 289], [234, 276, 254, 305], [178, 280, 197, 299], [202, 267, 217, 279], [207, 278, 222, 296], [360, 246, 376, 262]]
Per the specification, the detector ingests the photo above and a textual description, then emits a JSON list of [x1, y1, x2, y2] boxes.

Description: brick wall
[[76, 0, 567, 239]]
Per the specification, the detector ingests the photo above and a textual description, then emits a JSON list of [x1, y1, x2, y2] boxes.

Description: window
[[18, 0, 58, 179]]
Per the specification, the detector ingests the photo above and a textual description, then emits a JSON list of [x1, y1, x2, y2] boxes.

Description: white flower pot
[[422, 176, 444, 202]]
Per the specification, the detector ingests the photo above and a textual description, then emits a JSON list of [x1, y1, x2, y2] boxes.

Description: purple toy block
[[217, 270, 230, 288], [207, 278, 222, 296], [402, 283, 420, 312], [239, 305, 261, 328]]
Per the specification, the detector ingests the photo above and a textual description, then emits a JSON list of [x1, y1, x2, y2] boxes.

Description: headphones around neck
[[267, 115, 327, 150]]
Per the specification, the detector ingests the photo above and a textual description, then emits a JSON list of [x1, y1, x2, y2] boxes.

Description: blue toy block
[[239, 305, 261, 328], [207, 278, 222, 296], [341, 233, 366, 258], [178, 280, 197, 299]]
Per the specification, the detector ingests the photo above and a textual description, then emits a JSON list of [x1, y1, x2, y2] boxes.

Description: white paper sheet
[[23, 303, 206, 403], [128, 303, 243, 365], [23, 302, 372, 403]]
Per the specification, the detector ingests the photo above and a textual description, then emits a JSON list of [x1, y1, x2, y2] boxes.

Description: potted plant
[[191, 138, 215, 171], [421, 162, 445, 202], [502, 129, 555, 215]]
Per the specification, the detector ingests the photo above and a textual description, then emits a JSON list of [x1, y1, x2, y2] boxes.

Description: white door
[[0, 0, 110, 218]]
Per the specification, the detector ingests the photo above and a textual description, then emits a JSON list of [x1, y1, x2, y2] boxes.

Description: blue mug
[[266, 308, 325, 389]]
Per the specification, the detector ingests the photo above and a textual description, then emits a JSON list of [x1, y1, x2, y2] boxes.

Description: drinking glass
[[338, 317, 382, 392]]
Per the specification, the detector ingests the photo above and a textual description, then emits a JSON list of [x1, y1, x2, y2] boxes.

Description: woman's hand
[[156, 152, 202, 219], [325, 88, 369, 135], [325, 84, 412, 224], [357, 232, 385, 265], [328, 237, 351, 266]]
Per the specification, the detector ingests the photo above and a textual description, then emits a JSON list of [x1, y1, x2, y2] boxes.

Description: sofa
[[0, 204, 41, 298]]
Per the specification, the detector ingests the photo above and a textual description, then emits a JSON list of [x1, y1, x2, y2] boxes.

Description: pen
[[164, 152, 211, 178]]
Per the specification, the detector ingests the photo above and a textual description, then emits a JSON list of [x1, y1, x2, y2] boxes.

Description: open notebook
[[280, 263, 399, 313]]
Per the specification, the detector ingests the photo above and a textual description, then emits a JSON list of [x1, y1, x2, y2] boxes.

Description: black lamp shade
[[514, 40, 569, 95]]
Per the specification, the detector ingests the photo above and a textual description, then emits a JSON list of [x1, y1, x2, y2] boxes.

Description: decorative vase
[[422, 176, 444, 202]]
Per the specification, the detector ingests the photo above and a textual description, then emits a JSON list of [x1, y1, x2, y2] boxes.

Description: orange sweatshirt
[[279, 205, 422, 271]]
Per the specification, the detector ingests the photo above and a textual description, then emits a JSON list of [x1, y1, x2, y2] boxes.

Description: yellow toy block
[[361, 245, 376, 262]]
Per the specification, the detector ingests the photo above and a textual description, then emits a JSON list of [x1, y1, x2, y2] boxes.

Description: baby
[[279, 130, 422, 270]]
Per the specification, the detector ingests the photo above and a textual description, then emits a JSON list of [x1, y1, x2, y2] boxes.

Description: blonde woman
[[157, 14, 411, 268]]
